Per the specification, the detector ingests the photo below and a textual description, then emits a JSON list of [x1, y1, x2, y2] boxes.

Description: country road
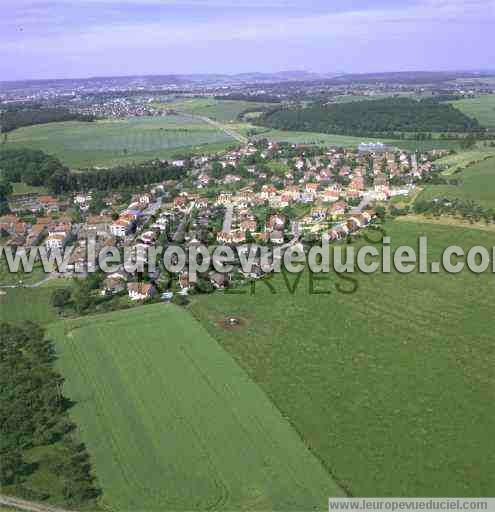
[[180, 112, 248, 144], [0, 494, 75, 512]]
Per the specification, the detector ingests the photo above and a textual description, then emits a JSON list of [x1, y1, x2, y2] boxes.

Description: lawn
[[154, 98, 277, 123], [253, 129, 464, 151], [1, 116, 236, 168], [419, 157, 495, 208], [192, 221, 495, 497], [451, 95, 495, 130], [48, 305, 344, 511]]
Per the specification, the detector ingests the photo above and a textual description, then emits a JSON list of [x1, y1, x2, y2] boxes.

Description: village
[[0, 140, 443, 301]]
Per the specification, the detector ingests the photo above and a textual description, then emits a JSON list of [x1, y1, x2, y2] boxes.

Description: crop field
[[451, 95, 495, 130], [253, 129, 464, 151], [1, 116, 235, 168], [192, 221, 495, 497], [419, 157, 495, 207], [155, 98, 277, 123], [48, 305, 343, 511]]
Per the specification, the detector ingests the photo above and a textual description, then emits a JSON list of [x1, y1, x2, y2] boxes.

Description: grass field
[[253, 129, 464, 151], [419, 157, 495, 207], [434, 149, 495, 175], [1, 116, 236, 168], [451, 95, 495, 130], [0, 285, 62, 325], [192, 221, 495, 497], [154, 98, 277, 123], [48, 305, 344, 511]]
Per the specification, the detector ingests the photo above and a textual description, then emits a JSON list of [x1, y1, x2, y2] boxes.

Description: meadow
[[419, 156, 495, 208], [1, 116, 235, 168], [433, 148, 495, 175], [192, 221, 495, 497], [155, 98, 276, 123], [48, 305, 344, 511], [253, 129, 464, 151], [451, 95, 495, 130]]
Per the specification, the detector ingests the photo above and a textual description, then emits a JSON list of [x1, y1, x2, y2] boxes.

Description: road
[[0, 494, 75, 512], [180, 112, 248, 144], [222, 204, 234, 233], [350, 193, 373, 215]]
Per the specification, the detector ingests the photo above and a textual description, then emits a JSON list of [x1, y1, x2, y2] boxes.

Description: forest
[[0, 107, 94, 133], [0, 148, 186, 195], [0, 322, 100, 507], [257, 98, 484, 137]]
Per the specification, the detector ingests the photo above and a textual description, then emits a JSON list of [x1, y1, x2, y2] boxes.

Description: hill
[[257, 98, 484, 137]]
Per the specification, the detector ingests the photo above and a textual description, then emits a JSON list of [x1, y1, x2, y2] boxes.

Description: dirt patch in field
[[216, 316, 248, 331]]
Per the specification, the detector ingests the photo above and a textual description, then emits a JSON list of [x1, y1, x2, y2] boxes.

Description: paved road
[[0, 494, 74, 512], [0, 275, 54, 289], [222, 205, 234, 233], [350, 193, 373, 215]]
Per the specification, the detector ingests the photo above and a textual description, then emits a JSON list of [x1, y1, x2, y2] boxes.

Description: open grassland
[[253, 129, 464, 151], [0, 285, 61, 325], [192, 221, 495, 497], [434, 148, 495, 175], [155, 98, 277, 123], [48, 305, 344, 511], [419, 157, 495, 208], [451, 95, 495, 130], [1, 116, 235, 168]]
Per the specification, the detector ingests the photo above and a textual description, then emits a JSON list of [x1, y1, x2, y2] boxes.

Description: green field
[[48, 305, 343, 511], [1, 116, 236, 168], [451, 95, 495, 130], [0, 284, 64, 325], [155, 98, 277, 123], [192, 221, 495, 497], [419, 157, 495, 207], [253, 129, 464, 151], [434, 148, 495, 175]]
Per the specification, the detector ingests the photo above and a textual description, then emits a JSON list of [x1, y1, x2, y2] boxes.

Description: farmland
[[419, 157, 495, 208], [154, 98, 277, 123], [1, 116, 236, 168], [451, 95, 495, 130], [192, 221, 495, 497], [48, 305, 344, 511]]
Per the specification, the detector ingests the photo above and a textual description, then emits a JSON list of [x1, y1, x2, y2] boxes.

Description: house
[[329, 201, 347, 216], [270, 231, 285, 245], [45, 233, 67, 251], [210, 272, 229, 289], [266, 214, 286, 231], [128, 282, 156, 301], [102, 277, 127, 296], [110, 219, 132, 237]]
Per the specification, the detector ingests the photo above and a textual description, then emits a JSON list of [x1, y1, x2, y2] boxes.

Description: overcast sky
[[1, 0, 494, 81]]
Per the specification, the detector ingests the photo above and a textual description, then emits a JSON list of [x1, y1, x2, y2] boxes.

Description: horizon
[[2, 0, 495, 82], [1, 67, 495, 85]]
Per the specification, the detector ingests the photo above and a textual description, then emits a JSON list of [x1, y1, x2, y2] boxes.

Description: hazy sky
[[1, 0, 494, 81]]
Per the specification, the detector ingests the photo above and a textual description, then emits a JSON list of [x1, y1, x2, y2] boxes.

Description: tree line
[[0, 322, 101, 506], [256, 98, 485, 137], [0, 107, 94, 134], [0, 148, 186, 196]]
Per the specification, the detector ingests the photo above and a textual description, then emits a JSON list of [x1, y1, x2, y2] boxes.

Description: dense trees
[[0, 107, 94, 133], [257, 98, 484, 137], [0, 148, 186, 194], [0, 322, 100, 506], [0, 179, 12, 214]]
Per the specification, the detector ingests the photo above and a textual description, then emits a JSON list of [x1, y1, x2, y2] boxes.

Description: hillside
[[257, 98, 484, 137]]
